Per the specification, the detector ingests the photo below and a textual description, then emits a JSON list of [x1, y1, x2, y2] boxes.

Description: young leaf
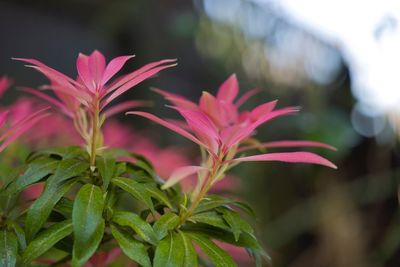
[[0, 230, 18, 267], [15, 158, 58, 192], [110, 224, 151, 267], [25, 178, 76, 242], [177, 231, 198, 267], [96, 156, 116, 191], [153, 232, 184, 267], [189, 233, 237, 267], [72, 184, 105, 267], [112, 211, 158, 245], [153, 213, 180, 240], [111, 177, 154, 212], [22, 219, 73, 265]]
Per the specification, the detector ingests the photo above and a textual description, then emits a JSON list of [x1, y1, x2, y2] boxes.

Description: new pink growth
[[0, 76, 50, 153], [129, 74, 336, 174], [15, 50, 176, 116]]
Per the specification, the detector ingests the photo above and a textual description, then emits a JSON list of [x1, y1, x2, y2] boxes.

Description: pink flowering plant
[[0, 50, 336, 267]]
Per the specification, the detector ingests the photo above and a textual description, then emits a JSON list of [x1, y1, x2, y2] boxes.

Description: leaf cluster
[[0, 146, 268, 266]]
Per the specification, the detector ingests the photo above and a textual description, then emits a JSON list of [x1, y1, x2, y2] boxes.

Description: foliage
[[0, 51, 335, 266]]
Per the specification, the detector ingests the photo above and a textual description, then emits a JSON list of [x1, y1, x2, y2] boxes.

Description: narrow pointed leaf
[[153, 213, 180, 240], [72, 184, 105, 267], [51, 158, 89, 185], [0, 230, 18, 267], [111, 177, 154, 212], [127, 111, 206, 148], [177, 231, 198, 267], [233, 152, 337, 169], [9, 222, 26, 252], [25, 178, 76, 242], [189, 233, 237, 267], [153, 232, 184, 267], [110, 224, 151, 267], [96, 156, 116, 191], [112, 211, 158, 245], [22, 220, 72, 265], [238, 140, 337, 153], [217, 74, 239, 103], [190, 211, 230, 231], [143, 183, 172, 209], [15, 158, 58, 192], [162, 166, 206, 190], [218, 208, 253, 242]]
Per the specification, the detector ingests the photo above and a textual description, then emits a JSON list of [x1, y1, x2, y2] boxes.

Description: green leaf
[[51, 158, 89, 185], [195, 195, 256, 217], [110, 224, 151, 267], [54, 197, 74, 218], [219, 208, 253, 242], [183, 225, 262, 251], [153, 213, 180, 240], [25, 178, 76, 242], [96, 156, 116, 191], [72, 184, 105, 267], [22, 220, 73, 265], [144, 183, 172, 209], [37, 146, 87, 160], [195, 196, 232, 214], [112, 211, 158, 245], [111, 177, 154, 212], [0, 230, 18, 267], [153, 232, 183, 267], [190, 211, 230, 231], [189, 233, 237, 267], [15, 158, 58, 192], [9, 222, 26, 251], [177, 231, 198, 267]]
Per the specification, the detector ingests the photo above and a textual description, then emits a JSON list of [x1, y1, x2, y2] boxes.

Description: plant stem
[[90, 96, 100, 168], [179, 163, 217, 224]]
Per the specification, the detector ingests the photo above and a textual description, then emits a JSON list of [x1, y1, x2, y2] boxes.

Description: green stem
[[179, 164, 217, 225], [90, 97, 100, 168]]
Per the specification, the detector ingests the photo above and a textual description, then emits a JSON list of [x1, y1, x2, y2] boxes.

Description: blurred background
[[1, 0, 400, 266]]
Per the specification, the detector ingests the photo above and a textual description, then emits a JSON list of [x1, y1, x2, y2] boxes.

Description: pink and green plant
[[0, 52, 336, 267]]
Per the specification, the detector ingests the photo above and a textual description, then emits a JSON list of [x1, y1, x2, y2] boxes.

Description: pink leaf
[[0, 111, 8, 128], [76, 53, 95, 93], [101, 55, 135, 85], [19, 87, 73, 117], [102, 100, 150, 118], [233, 152, 337, 169], [217, 74, 239, 103], [106, 58, 177, 94], [162, 165, 207, 189], [88, 50, 106, 87], [103, 62, 177, 108], [0, 108, 50, 152], [249, 100, 278, 121], [126, 111, 206, 148], [238, 140, 337, 152], [171, 106, 220, 152], [13, 58, 79, 86], [235, 88, 260, 107], [152, 88, 198, 109]]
